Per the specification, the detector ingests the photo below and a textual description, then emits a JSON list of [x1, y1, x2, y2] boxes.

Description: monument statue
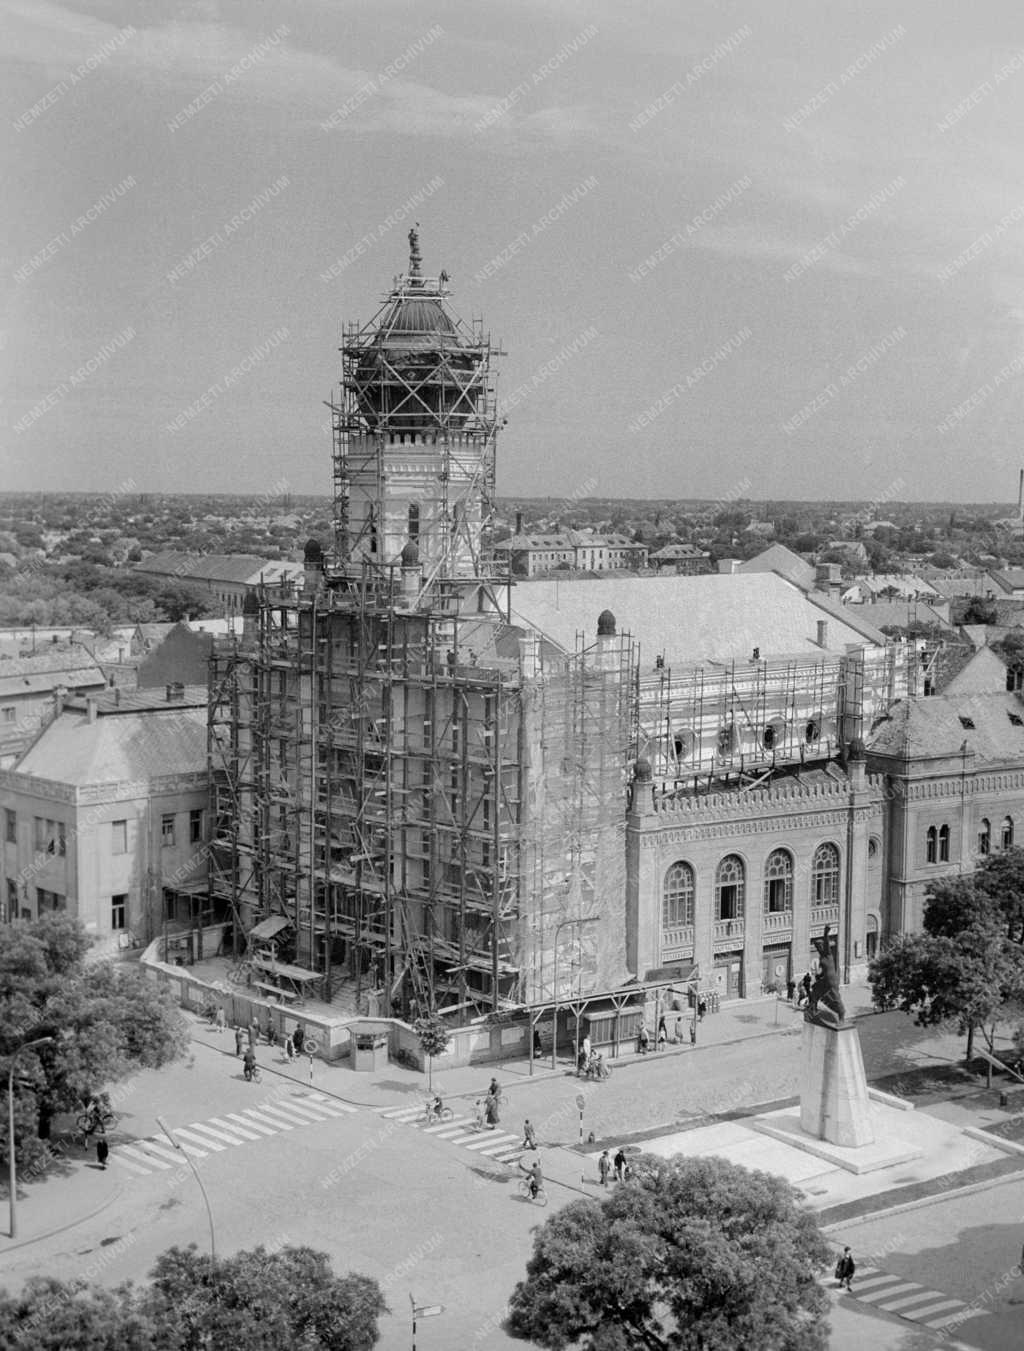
[[805, 925, 846, 1028]]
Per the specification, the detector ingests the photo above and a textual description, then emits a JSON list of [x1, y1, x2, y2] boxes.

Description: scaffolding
[[327, 230, 503, 584], [636, 646, 901, 793]]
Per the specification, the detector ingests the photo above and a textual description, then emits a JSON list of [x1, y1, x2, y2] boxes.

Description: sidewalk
[[0, 978, 972, 1255]]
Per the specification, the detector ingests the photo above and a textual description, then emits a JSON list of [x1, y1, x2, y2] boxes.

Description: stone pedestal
[[799, 1018, 874, 1147]]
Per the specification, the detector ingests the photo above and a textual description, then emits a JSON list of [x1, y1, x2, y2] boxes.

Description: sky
[[4, 1, 1024, 505]]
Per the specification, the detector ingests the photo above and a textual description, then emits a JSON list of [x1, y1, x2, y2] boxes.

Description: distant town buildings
[[134, 552, 303, 614]]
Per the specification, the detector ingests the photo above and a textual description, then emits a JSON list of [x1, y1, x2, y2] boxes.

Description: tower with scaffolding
[[208, 231, 637, 1024]]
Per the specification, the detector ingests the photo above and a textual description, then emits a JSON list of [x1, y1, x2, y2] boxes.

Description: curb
[[0, 1177, 126, 1253]]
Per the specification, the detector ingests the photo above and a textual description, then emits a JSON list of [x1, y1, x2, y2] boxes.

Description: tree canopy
[[0, 1245, 386, 1351], [869, 859, 1024, 1062], [507, 1154, 830, 1351], [1, 914, 189, 1176]]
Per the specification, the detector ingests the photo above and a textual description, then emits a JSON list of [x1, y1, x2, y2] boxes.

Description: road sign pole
[[576, 1092, 585, 1146]]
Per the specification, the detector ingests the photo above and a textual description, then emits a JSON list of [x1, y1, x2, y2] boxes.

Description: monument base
[[799, 1018, 874, 1147]]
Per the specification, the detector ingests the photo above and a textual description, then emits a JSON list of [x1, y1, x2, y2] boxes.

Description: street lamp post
[[155, 1115, 216, 1264], [7, 1035, 55, 1239]]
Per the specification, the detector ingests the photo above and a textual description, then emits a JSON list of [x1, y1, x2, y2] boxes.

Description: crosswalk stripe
[[208, 1116, 262, 1141], [135, 1138, 194, 1164], [925, 1308, 975, 1328], [851, 1273, 901, 1291], [181, 1121, 248, 1146], [912, 1300, 968, 1321], [267, 1100, 333, 1123], [113, 1149, 163, 1174], [423, 1118, 473, 1135], [464, 1132, 520, 1151], [229, 1111, 278, 1136], [857, 1283, 919, 1305], [304, 1095, 357, 1115], [173, 1127, 227, 1152], [117, 1142, 173, 1169], [878, 1290, 950, 1312], [252, 1103, 315, 1127], [379, 1106, 421, 1120], [242, 1108, 294, 1131]]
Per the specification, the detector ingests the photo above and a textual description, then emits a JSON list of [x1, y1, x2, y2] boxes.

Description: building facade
[[0, 688, 211, 955]]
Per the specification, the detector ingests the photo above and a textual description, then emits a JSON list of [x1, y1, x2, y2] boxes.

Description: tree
[[0, 915, 189, 1176], [962, 596, 997, 626], [507, 1154, 830, 1351], [412, 1013, 450, 1090], [141, 1244, 386, 1351], [0, 1245, 386, 1350], [869, 875, 1024, 1070]]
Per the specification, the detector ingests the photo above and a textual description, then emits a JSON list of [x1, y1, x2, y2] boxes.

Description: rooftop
[[510, 573, 888, 665], [15, 701, 208, 785]]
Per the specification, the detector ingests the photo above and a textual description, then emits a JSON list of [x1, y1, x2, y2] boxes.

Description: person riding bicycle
[[427, 1093, 444, 1122], [83, 1093, 111, 1131], [527, 1158, 543, 1199], [588, 1050, 606, 1079], [243, 1047, 257, 1081]]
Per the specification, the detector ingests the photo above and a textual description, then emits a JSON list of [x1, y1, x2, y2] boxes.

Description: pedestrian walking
[[598, 1149, 611, 1186], [636, 1020, 649, 1054], [522, 1119, 537, 1150], [95, 1130, 109, 1170], [213, 1005, 226, 1033], [234, 1026, 245, 1057], [674, 1014, 683, 1043], [532, 1028, 543, 1057], [293, 1025, 305, 1055], [248, 1019, 259, 1049], [284, 1032, 296, 1062], [786, 979, 796, 1003], [657, 1013, 667, 1043], [697, 998, 707, 1022], [613, 1147, 627, 1182], [834, 1247, 856, 1291], [485, 1095, 500, 1129]]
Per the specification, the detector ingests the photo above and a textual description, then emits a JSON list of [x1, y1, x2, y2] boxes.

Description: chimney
[[515, 510, 524, 535], [86, 696, 97, 723], [816, 620, 829, 648], [166, 682, 185, 702]]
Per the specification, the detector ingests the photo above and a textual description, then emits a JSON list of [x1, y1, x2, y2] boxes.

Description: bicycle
[[423, 1098, 454, 1124], [517, 1177, 548, 1206], [75, 1101, 116, 1144], [243, 1063, 263, 1084]]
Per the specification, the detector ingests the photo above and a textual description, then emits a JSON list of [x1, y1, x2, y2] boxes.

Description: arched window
[[926, 826, 937, 864], [939, 824, 950, 862], [811, 843, 840, 905], [764, 849, 793, 913], [407, 502, 420, 541], [978, 818, 991, 856], [715, 854, 745, 921], [662, 862, 695, 929], [1003, 816, 1014, 850]]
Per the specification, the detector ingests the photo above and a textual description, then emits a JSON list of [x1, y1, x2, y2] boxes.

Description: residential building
[[0, 644, 107, 767], [0, 685, 211, 954], [133, 554, 303, 614]]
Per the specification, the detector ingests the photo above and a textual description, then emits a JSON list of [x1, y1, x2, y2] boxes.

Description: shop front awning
[[249, 915, 292, 940]]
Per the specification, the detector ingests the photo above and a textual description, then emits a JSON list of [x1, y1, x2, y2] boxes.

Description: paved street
[[1, 995, 1019, 1349]]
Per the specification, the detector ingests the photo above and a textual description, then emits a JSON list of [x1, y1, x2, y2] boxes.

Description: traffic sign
[[575, 1093, 586, 1110], [413, 1305, 444, 1318]]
